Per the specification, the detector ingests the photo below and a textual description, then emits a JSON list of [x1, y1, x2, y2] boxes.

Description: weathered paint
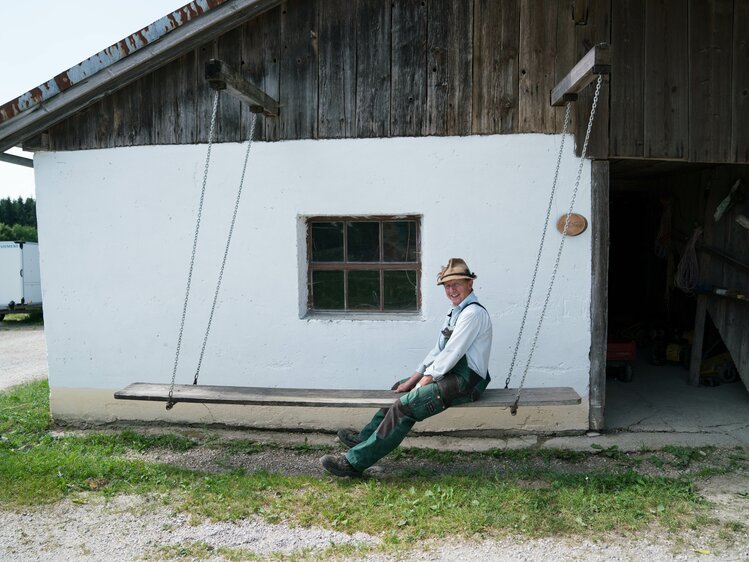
[[35, 134, 593, 431], [0, 0, 228, 124]]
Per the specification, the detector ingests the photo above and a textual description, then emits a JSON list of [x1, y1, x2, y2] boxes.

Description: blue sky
[[0, 0, 189, 200]]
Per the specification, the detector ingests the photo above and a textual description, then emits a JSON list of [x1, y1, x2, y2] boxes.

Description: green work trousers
[[346, 356, 489, 471]]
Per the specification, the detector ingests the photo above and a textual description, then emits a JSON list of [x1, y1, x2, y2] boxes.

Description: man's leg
[[345, 383, 444, 471], [337, 408, 387, 448]]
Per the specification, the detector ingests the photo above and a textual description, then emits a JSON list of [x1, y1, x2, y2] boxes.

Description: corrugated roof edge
[[0, 0, 226, 125]]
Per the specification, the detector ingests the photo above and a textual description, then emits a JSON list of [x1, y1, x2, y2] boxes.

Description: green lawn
[[1, 380, 746, 560]]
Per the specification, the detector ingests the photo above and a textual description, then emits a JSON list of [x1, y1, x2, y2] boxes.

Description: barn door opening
[[603, 160, 749, 432]]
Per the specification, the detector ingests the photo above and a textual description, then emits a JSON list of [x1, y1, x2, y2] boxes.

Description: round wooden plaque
[[556, 213, 588, 236]]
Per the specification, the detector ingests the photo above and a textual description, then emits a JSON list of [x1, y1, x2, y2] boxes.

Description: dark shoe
[[337, 429, 362, 449], [320, 453, 362, 478]]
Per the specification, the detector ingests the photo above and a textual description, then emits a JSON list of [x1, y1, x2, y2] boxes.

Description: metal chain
[[192, 113, 258, 385], [510, 74, 603, 415], [504, 103, 572, 390], [166, 91, 220, 410]]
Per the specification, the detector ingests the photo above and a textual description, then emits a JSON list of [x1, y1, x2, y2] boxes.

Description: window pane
[[312, 270, 344, 309], [384, 270, 418, 311], [383, 221, 418, 262], [348, 270, 380, 310], [347, 222, 380, 262], [311, 222, 344, 262]]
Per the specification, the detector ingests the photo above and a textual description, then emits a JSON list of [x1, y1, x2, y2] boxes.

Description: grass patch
[[0, 380, 739, 549], [1, 311, 43, 324], [150, 540, 376, 561]]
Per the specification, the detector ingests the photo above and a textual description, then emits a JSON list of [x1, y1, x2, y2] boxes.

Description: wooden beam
[[589, 160, 609, 430], [115, 383, 582, 409], [689, 295, 708, 386], [550, 43, 610, 107], [205, 59, 279, 116], [0, 152, 33, 168]]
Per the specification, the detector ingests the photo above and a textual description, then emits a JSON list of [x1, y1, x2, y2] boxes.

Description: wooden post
[[589, 160, 609, 431], [689, 295, 708, 386], [550, 43, 610, 107], [204, 59, 280, 116]]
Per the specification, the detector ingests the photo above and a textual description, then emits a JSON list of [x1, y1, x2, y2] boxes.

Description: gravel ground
[[1, 440, 747, 562], [1, 489, 746, 562], [2, 325, 748, 561], [0, 323, 47, 391]]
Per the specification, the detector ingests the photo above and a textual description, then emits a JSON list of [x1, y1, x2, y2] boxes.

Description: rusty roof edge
[[0, 0, 282, 153], [0, 0, 228, 125]]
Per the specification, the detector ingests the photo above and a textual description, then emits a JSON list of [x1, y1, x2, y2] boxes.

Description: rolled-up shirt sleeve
[[423, 307, 483, 378]]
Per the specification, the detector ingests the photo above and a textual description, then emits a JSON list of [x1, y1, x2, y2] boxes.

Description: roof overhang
[[0, 0, 282, 154]]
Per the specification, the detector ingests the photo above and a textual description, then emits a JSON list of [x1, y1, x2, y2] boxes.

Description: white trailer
[[0, 241, 42, 320]]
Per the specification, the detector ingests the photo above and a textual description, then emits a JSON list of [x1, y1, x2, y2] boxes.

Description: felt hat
[[437, 258, 477, 285]]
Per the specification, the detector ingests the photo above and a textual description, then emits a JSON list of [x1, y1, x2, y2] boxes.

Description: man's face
[[443, 279, 473, 306]]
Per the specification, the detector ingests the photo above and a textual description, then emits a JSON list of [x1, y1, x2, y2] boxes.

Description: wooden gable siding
[[610, 0, 749, 164], [47, 0, 574, 152], [46, 0, 748, 165]]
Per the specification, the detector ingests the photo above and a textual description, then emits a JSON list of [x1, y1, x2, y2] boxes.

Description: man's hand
[[392, 372, 423, 393], [418, 375, 434, 388]]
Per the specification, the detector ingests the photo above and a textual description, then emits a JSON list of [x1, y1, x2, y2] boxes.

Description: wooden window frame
[[306, 215, 422, 313]]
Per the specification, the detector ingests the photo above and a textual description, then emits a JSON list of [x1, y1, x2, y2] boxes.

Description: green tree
[[0, 223, 12, 240], [0, 198, 15, 225], [0, 223, 37, 243]]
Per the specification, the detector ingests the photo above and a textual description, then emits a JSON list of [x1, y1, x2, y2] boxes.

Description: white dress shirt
[[416, 292, 492, 379]]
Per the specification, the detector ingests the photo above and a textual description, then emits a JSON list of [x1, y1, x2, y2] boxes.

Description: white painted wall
[[35, 134, 592, 429]]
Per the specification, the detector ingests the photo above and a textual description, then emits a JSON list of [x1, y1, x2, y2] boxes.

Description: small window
[[307, 217, 421, 312]]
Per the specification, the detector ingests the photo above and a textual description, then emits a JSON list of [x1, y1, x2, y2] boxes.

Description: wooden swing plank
[[115, 383, 581, 408]]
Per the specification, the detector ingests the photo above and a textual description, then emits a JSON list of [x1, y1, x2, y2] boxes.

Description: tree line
[[0, 197, 38, 242]]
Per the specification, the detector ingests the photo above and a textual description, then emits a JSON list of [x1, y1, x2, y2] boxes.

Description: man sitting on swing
[[321, 258, 493, 477]]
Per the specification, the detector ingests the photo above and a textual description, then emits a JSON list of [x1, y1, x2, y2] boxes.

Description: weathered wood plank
[[241, 8, 281, 141], [148, 51, 197, 145], [279, 0, 318, 139], [197, 41, 220, 142], [519, 0, 558, 133], [426, 0, 473, 136], [318, 0, 356, 138], [732, 2, 749, 163], [589, 160, 609, 430], [610, 0, 644, 158], [644, 0, 688, 159], [356, 0, 391, 137], [554, 0, 576, 133], [689, 0, 733, 163], [93, 95, 116, 149], [115, 383, 582, 408], [426, 0, 449, 135], [574, 0, 609, 159], [216, 25, 246, 141], [113, 73, 154, 147], [472, 0, 519, 134], [391, 0, 428, 136]]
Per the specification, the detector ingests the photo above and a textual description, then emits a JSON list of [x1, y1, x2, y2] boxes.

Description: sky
[[0, 0, 189, 201]]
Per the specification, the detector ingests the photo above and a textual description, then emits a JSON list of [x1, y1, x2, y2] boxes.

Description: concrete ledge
[[544, 431, 749, 452]]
